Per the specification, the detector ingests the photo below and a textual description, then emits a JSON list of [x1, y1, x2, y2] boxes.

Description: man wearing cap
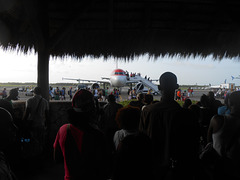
[[139, 72, 199, 180], [53, 89, 107, 180]]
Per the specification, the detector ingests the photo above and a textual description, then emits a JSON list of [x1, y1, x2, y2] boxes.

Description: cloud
[[172, 61, 215, 69]]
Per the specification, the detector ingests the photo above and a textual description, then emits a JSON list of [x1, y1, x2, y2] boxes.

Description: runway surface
[[5, 86, 224, 104]]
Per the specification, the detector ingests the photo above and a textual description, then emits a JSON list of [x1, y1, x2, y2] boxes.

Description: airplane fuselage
[[62, 68, 129, 89], [109, 69, 127, 87]]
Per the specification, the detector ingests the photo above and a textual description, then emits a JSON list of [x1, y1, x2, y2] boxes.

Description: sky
[[0, 49, 240, 86]]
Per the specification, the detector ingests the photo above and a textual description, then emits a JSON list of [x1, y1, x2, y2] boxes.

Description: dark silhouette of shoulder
[[113, 132, 153, 180]]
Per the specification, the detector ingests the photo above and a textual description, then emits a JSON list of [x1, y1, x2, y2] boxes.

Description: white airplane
[[63, 69, 130, 88], [62, 68, 160, 94], [231, 75, 240, 80]]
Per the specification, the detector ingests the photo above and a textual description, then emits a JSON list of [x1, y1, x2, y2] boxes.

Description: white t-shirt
[[94, 89, 98, 97], [113, 129, 137, 150]]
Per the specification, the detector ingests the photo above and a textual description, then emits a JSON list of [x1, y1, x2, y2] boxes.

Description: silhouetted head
[[183, 98, 192, 109], [189, 104, 201, 118], [229, 91, 240, 114], [144, 94, 154, 105], [116, 106, 140, 130], [8, 88, 18, 100], [137, 93, 144, 101], [68, 89, 97, 126], [200, 94, 209, 107], [108, 94, 116, 103], [208, 91, 215, 100], [158, 72, 179, 101], [72, 89, 95, 113], [158, 72, 179, 91], [34, 86, 41, 95], [0, 107, 17, 150]]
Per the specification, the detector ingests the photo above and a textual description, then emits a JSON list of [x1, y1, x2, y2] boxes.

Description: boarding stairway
[[129, 75, 160, 94]]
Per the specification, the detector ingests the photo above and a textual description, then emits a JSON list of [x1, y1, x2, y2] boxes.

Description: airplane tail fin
[[231, 76, 234, 80]]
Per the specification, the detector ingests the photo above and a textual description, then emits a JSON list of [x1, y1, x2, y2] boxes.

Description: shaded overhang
[[1, 0, 240, 60]]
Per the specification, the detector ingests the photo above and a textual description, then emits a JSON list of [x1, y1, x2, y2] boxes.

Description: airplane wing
[[62, 77, 110, 84], [209, 85, 221, 89], [101, 77, 110, 80]]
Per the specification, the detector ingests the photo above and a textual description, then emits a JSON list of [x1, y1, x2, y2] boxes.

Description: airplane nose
[[112, 76, 127, 87], [119, 76, 127, 86]]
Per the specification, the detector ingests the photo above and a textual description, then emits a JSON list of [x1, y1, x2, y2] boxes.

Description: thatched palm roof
[[1, 0, 240, 60], [1, 0, 240, 100]]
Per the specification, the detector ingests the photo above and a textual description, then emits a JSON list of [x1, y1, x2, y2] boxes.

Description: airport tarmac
[[2, 86, 224, 103]]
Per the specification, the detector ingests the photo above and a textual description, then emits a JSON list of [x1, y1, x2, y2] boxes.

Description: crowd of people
[[0, 87, 50, 179], [176, 87, 194, 101], [49, 86, 123, 103], [49, 86, 70, 100], [0, 72, 240, 180]]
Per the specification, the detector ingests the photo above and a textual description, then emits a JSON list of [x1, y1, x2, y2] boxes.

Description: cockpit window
[[115, 72, 125, 75]]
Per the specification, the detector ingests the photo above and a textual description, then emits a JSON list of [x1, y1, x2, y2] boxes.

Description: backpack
[[64, 124, 107, 179], [65, 124, 85, 178]]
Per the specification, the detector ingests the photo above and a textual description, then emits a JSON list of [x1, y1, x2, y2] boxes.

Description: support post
[[37, 46, 49, 101], [23, 0, 50, 101]]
